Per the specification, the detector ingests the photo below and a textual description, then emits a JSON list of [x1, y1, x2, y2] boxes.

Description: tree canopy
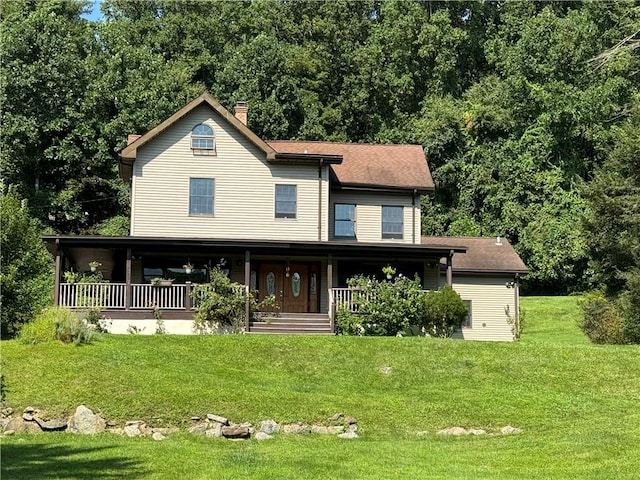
[[1, 0, 639, 296]]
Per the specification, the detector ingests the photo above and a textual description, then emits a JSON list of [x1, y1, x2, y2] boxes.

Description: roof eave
[[333, 182, 434, 194]]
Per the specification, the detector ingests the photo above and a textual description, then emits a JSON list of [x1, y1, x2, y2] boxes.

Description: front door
[[258, 263, 311, 313]]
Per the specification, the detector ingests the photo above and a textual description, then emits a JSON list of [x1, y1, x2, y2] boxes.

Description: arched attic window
[[191, 124, 215, 153]]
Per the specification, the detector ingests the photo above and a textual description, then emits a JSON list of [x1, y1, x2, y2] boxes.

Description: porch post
[[327, 254, 334, 332], [244, 250, 251, 332], [185, 282, 192, 310], [446, 250, 453, 286], [54, 240, 61, 305], [125, 248, 132, 310]]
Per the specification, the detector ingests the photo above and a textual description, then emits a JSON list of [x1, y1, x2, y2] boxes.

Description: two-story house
[[44, 93, 527, 340]]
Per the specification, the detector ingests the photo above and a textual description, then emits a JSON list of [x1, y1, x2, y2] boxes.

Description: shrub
[[18, 307, 95, 345], [192, 266, 277, 334], [419, 286, 468, 338], [346, 273, 424, 336], [1, 185, 54, 337], [578, 291, 626, 344], [335, 307, 362, 336]]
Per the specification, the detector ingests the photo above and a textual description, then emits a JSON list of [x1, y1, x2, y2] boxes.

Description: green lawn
[[2, 296, 639, 479]]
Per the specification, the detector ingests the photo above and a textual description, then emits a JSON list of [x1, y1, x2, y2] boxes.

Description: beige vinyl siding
[[131, 104, 329, 241], [446, 274, 517, 341], [329, 191, 420, 244]]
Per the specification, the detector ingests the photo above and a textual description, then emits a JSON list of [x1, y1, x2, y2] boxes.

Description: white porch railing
[[329, 287, 430, 314], [60, 283, 189, 310], [58, 282, 248, 311], [130, 284, 187, 310], [59, 283, 127, 309]]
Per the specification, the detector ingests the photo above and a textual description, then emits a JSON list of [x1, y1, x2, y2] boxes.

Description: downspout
[[318, 159, 324, 241], [412, 189, 417, 244]]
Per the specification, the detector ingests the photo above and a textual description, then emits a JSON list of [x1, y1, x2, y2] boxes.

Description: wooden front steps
[[248, 313, 333, 335]]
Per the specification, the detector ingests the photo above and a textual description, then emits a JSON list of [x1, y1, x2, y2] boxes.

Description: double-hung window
[[275, 184, 297, 218], [189, 178, 214, 215], [334, 203, 356, 238], [382, 205, 403, 239]]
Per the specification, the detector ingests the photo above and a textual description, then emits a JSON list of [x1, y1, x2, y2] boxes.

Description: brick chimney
[[234, 102, 248, 125]]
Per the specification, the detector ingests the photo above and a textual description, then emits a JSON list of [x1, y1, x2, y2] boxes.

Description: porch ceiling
[[43, 235, 467, 259]]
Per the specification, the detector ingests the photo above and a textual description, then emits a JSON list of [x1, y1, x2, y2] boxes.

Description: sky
[[80, 0, 104, 22]]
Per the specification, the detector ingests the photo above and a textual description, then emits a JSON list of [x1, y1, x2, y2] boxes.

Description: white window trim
[[191, 123, 216, 154], [334, 203, 356, 238], [189, 177, 215, 217], [381, 205, 404, 239], [275, 184, 297, 219]]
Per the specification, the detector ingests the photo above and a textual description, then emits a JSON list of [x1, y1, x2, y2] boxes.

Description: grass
[[1, 296, 639, 479]]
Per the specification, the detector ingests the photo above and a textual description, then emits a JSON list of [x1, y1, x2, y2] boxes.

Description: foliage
[[18, 306, 95, 345], [0, 185, 54, 337], [346, 272, 425, 336], [419, 286, 468, 338], [80, 308, 111, 334], [578, 291, 627, 344], [191, 266, 276, 334], [581, 106, 640, 343], [1, 0, 640, 294], [335, 307, 362, 336]]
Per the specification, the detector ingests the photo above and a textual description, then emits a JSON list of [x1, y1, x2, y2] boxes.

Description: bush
[[18, 307, 95, 345], [419, 286, 468, 338], [335, 307, 362, 336], [1, 185, 54, 337], [346, 273, 424, 336], [578, 291, 626, 344], [192, 266, 276, 334]]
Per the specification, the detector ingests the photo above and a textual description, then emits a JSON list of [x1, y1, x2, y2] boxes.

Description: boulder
[[346, 423, 358, 433], [206, 414, 229, 425], [188, 423, 208, 435], [205, 423, 223, 438], [469, 429, 486, 436], [337, 431, 358, 439], [222, 425, 250, 439], [5, 417, 42, 434], [67, 405, 106, 434], [501, 426, 523, 435], [311, 425, 330, 434], [437, 427, 468, 436], [260, 419, 280, 435], [328, 413, 344, 423], [344, 416, 357, 425], [282, 423, 311, 434], [33, 417, 67, 431], [124, 422, 143, 437], [152, 431, 166, 441], [254, 431, 272, 441], [1, 407, 13, 417]]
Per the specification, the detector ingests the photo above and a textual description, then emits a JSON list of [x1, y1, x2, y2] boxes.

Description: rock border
[[0, 406, 360, 440]]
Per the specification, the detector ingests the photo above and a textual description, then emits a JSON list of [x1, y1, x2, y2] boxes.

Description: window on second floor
[[334, 203, 356, 238], [189, 178, 214, 216], [191, 124, 215, 151], [382, 205, 403, 239], [275, 184, 297, 219]]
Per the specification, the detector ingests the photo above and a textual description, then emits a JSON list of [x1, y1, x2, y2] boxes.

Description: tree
[[1, 185, 54, 337], [581, 105, 640, 343]]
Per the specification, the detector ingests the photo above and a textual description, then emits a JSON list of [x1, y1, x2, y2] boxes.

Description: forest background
[[1, 0, 639, 299]]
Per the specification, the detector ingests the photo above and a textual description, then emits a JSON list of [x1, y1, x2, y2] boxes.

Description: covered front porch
[[43, 236, 466, 334]]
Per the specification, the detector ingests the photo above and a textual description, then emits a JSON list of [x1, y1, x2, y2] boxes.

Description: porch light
[[183, 259, 193, 275], [285, 260, 291, 278]]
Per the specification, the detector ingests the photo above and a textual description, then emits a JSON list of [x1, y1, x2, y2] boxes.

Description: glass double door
[[258, 262, 318, 313]]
